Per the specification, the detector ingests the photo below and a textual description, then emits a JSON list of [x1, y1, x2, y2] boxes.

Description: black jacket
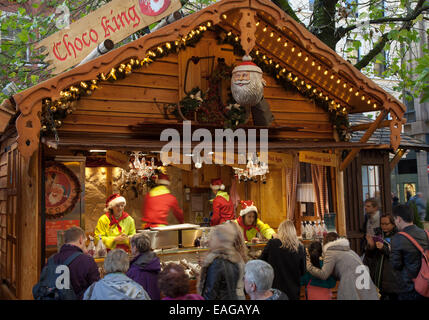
[[201, 258, 240, 300], [363, 228, 402, 294], [259, 238, 306, 300], [390, 225, 429, 293]]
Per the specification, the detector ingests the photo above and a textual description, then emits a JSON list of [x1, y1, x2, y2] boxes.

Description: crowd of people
[[33, 200, 429, 301]]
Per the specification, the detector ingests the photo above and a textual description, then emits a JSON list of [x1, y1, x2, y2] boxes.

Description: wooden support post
[[335, 154, 347, 237], [390, 148, 406, 171], [340, 109, 388, 171]]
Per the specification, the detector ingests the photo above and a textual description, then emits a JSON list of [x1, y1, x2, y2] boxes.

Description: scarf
[[106, 211, 129, 233], [237, 216, 260, 241]]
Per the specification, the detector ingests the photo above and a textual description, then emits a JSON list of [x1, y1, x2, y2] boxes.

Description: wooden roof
[[10, 0, 407, 160]]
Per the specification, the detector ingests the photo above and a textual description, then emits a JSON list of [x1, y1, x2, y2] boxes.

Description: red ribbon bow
[[106, 211, 129, 233]]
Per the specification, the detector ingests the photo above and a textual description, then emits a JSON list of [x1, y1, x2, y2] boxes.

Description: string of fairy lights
[[41, 15, 378, 142]]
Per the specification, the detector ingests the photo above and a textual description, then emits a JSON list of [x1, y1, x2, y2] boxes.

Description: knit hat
[[239, 200, 258, 216], [156, 173, 170, 186], [104, 193, 126, 212], [210, 178, 225, 191], [232, 55, 263, 74]]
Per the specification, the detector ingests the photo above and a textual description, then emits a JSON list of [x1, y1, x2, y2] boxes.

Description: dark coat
[[53, 244, 100, 300], [363, 228, 402, 294], [390, 225, 429, 293], [126, 251, 161, 300], [259, 238, 306, 300], [200, 258, 241, 300]]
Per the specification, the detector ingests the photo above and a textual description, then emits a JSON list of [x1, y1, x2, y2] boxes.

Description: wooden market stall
[[0, 0, 407, 299]]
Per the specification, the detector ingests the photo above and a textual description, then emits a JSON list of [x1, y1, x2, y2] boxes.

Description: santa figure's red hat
[[239, 200, 258, 216], [156, 173, 170, 186], [232, 55, 263, 74], [210, 178, 225, 191], [105, 193, 126, 212]]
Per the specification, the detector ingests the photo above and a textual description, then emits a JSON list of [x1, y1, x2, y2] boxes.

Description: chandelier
[[234, 153, 269, 183], [127, 151, 156, 180]]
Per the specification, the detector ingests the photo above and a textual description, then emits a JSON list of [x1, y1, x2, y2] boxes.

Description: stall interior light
[[90, 150, 107, 153]]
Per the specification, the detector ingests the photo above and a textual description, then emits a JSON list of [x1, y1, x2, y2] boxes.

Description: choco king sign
[[36, 0, 181, 75]]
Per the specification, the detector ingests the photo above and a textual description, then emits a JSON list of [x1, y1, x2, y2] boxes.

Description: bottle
[[321, 220, 328, 236], [95, 235, 107, 258], [311, 222, 316, 240], [316, 220, 323, 239], [301, 221, 306, 239], [87, 236, 95, 257]]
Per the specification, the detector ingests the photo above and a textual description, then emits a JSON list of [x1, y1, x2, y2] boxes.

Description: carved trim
[[239, 9, 257, 56]]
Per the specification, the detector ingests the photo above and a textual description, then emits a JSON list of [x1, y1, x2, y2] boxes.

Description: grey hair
[[244, 260, 274, 292], [104, 249, 129, 274], [130, 232, 152, 253]]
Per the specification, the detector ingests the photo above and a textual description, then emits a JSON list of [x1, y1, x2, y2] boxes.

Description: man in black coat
[[53, 226, 100, 299], [391, 205, 429, 300]]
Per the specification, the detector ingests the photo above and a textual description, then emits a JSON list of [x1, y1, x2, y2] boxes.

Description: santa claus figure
[[231, 55, 274, 126], [209, 178, 235, 226], [47, 183, 67, 206]]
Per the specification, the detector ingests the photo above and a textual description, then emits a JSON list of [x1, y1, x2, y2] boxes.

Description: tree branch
[[272, 0, 304, 25], [335, 4, 429, 41], [353, 0, 428, 70]]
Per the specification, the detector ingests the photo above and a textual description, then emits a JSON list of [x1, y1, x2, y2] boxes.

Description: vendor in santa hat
[[209, 178, 235, 226], [233, 200, 277, 243], [94, 193, 136, 251], [141, 173, 184, 229]]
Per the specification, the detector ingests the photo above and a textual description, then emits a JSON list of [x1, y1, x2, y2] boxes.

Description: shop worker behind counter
[[141, 173, 184, 229], [391, 204, 429, 301], [95, 193, 136, 251], [33, 226, 100, 300], [209, 178, 235, 226]]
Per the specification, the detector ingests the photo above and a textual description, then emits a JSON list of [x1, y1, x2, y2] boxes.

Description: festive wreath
[[45, 161, 82, 219], [167, 58, 248, 129]]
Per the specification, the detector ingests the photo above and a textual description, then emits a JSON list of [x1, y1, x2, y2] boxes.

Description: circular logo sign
[[139, 0, 170, 16], [45, 162, 81, 219]]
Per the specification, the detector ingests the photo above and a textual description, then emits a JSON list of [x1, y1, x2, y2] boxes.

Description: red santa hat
[[240, 200, 258, 216], [232, 55, 263, 74], [105, 193, 126, 212], [156, 173, 170, 186], [210, 178, 225, 191]]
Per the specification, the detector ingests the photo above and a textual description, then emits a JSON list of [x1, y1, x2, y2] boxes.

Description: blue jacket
[[300, 261, 336, 289], [83, 272, 151, 300]]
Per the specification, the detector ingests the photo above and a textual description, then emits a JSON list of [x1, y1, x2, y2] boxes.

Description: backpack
[[398, 230, 429, 297], [32, 251, 82, 300]]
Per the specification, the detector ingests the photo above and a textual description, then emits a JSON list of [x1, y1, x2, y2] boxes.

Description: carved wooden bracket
[[239, 9, 257, 56]]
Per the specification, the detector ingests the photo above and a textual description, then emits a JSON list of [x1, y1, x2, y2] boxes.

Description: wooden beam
[[340, 109, 388, 171], [350, 120, 391, 132], [390, 148, 406, 171]]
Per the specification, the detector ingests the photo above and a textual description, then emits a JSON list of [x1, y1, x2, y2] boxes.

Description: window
[[362, 165, 381, 200], [345, 0, 359, 17], [345, 39, 360, 65], [374, 50, 388, 76], [404, 91, 416, 123], [0, 145, 19, 296]]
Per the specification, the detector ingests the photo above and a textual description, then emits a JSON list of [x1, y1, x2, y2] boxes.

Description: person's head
[[380, 213, 396, 233], [104, 249, 129, 274], [226, 220, 248, 262], [240, 200, 258, 226], [364, 198, 379, 215], [244, 260, 274, 298], [308, 241, 323, 268], [105, 193, 126, 217], [277, 220, 300, 252], [158, 263, 190, 298], [392, 204, 414, 230], [210, 178, 225, 194], [64, 226, 86, 251], [208, 223, 236, 252], [48, 183, 66, 205], [155, 173, 170, 187], [323, 232, 339, 246], [417, 192, 423, 198], [130, 232, 152, 256]]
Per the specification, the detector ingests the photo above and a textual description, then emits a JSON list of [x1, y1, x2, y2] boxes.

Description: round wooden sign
[[139, 0, 171, 16], [45, 162, 81, 219]]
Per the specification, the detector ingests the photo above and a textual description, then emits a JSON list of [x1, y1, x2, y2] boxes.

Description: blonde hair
[[277, 220, 300, 252]]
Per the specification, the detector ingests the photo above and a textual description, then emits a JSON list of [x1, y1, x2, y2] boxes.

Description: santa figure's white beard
[[231, 73, 265, 107], [48, 192, 63, 205], [149, 0, 164, 12]]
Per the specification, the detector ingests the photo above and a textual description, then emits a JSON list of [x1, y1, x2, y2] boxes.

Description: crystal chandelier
[[234, 153, 269, 183], [127, 151, 156, 180]]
